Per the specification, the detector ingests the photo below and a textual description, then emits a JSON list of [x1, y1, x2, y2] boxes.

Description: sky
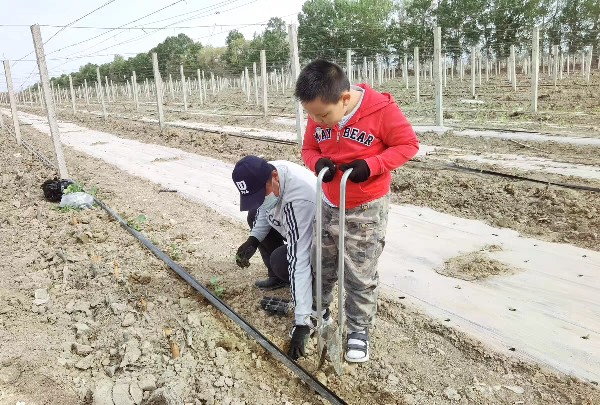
[[0, 0, 306, 92]]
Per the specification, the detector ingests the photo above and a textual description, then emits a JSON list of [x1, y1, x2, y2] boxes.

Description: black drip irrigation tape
[[12, 134, 348, 405], [409, 160, 600, 193]]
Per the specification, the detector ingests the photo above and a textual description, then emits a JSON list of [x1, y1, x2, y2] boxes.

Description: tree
[[260, 17, 290, 65], [224, 30, 250, 71]]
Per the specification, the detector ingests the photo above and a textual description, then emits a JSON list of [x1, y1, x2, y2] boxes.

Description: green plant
[[210, 276, 224, 298], [170, 243, 181, 261], [53, 205, 83, 213], [128, 214, 147, 231], [64, 182, 85, 194]]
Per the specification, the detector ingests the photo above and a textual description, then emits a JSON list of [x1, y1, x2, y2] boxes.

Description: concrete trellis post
[[586, 46, 593, 82], [260, 50, 268, 117], [510, 45, 517, 91], [531, 27, 540, 113], [2, 60, 22, 145], [443, 54, 447, 88], [69, 75, 76, 113], [288, 23, 304, 146], [559, 53, 563, 80], [403, 55, 408, 89], [244, 67, 251, 103], [180, 65, 187, 111], [196, 69, 203, 105], [346, 49, 352, 82], [104, 76, 110, 103], [433, 27, 443, 126], [31, 24, 69, 178], [553, 45, 559, 88], [96, 68, 108, 119], [414, 47, 420, 103], [471, 47, 476, 98], [84, 79, 89, 105], [132, 71, 140, 112], [151, 53, 165, 131], [253, 62, 259, 106]]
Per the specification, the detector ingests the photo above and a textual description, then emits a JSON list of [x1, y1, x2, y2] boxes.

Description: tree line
[[45, 0, 599, 89]]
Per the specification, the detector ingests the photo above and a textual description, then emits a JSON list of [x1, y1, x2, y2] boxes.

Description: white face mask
[[261, 178, 279, 211]]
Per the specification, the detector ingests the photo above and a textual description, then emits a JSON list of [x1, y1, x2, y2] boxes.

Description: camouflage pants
[[312, 194, 389, 331]]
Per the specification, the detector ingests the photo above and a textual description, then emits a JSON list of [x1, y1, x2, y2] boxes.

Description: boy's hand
[[236, 236, 260, 268], [340, 160, 371, 183], [315, 158, 336, 183]]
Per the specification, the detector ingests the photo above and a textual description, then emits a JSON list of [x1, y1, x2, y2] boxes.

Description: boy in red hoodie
[[296, 60, 419, 362]]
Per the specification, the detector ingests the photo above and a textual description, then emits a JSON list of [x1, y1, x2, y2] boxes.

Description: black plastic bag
[[41, 178, 73, 202]]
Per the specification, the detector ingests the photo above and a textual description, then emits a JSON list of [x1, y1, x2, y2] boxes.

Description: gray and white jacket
[[251, 160, 316, 324]]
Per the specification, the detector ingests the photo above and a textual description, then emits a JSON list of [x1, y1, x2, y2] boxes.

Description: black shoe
[[254, 277, 288, 290]]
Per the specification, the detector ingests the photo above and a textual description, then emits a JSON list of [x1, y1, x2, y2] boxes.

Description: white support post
[[245, 67, 251, 103], [510, 45, 517, 91], [531, 27, 540, 112], [210, 72, 215, 96], [567, 54, 570, 76], [152, 53, 165, 131], [69, 74, 76, 113], [433, 27, 443, 127], [132, 71, 139, 112], [471, 47, 476, 98], [363, 57, 367, 84], [553, 45, 559, 88], [403, 54, 408, 89], [443, 53, 447, 88], [460, 58, 463, 81], [260, 50, 268, 117], [104, 76, 110, 103], [559, 52, 563, 80], [414, 47, 420, 103], [30, 25, 69, 178], [2, 60, 22, 145], [478, 52, 482, 86], [253, 62, 259, 106], [84, 79, 89, 105], [586, 46, 593, 82], [96, 68, 107, 119], [197, 69, 203, 105], [288, 23, 304, 146], [180, 65, 187, 111], [346, 49, 352, 82]]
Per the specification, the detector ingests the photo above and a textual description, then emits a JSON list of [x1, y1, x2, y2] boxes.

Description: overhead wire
[[12, 0, 119, 66]]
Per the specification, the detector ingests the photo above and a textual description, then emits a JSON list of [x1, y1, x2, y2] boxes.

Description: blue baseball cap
[[232, 155, 273, 211]]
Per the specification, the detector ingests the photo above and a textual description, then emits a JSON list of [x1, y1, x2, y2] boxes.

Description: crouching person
[[232, 155, 318, 359]]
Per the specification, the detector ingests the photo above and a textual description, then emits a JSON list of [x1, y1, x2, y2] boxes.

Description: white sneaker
[[345, 330, 369, 363]]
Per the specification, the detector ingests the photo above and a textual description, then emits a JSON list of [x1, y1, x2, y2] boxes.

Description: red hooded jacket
[[302, 84, 419, 209]]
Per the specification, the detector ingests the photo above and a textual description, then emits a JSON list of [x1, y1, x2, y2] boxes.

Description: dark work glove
[[315, 158, 336, 183], [288, 325, 311, 360], [339, 159, 371, 183], [236, 236, 260, 268]]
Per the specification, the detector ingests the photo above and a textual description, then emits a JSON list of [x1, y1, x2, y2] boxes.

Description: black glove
[[315, 158, 336, 183], [288, 325, 310, 360], [236, 236, 260, 268], [339, 159, 371, 183]]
